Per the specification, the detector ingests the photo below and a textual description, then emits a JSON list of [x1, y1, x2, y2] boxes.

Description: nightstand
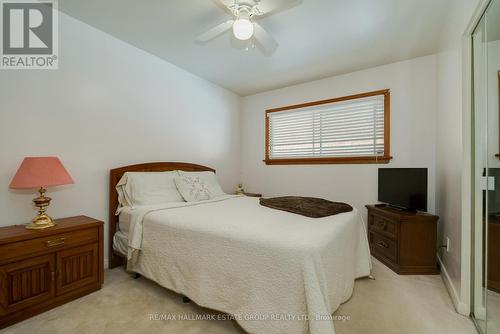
[[0, 216, 104, 329], [366, 205, 438, 275], [238, 192, 262, 198]]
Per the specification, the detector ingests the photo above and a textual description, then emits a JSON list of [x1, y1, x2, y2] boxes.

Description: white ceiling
[[60, 0, 454, 96]]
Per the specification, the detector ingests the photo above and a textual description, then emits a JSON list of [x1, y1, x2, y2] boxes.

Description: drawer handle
[[45, 238, 65, 247], [379, 221, 388, 230], [377, 241, 389, 249]]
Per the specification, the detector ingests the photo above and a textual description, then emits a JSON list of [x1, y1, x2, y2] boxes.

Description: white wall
[[488, 40, 500, 168], [240, 55, 437, 217], [434, 0, 480, 315], [435, 48, 466, 300], [0, 13, 241, 264]]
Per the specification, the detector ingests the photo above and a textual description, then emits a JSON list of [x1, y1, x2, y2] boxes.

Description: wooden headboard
[[108, 162, 216, 268]]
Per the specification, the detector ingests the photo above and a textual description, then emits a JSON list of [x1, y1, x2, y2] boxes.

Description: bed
[[109, 162, 372, 334]]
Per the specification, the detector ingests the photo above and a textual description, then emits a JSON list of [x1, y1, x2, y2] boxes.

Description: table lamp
[[9, 157, 74, 229]]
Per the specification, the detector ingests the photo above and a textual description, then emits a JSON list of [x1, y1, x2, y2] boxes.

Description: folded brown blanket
[[259, 196, 353, 218]]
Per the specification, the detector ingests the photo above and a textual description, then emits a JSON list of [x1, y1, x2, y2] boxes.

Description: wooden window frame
[[264, 89, 392, 165]]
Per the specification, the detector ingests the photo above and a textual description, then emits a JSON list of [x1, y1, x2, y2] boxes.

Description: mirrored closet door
[[472, 0, 500, 332]]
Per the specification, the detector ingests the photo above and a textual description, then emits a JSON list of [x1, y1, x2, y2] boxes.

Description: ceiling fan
[[196, 0, 301, 54]]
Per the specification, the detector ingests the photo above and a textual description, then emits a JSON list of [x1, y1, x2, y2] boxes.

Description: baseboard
[[474, 305, 486, 320], [437, 254, 469, 316]]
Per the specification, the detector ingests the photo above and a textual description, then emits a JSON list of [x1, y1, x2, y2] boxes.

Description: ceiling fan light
[[233, 19, 254, 40]]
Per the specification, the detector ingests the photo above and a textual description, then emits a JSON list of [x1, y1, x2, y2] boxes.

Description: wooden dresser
[[366, 205, 439, 275], [0, 216, 104, 329], [488, 215, 500, 293]]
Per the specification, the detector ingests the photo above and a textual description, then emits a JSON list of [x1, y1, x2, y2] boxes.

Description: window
[[265, 90, 391, 165]]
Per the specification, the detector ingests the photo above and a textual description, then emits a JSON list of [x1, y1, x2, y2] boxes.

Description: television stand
[[366, 205, 439, 275]]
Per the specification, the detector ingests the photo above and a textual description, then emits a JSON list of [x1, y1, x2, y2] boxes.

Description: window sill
[[263, 156, 393, 165]]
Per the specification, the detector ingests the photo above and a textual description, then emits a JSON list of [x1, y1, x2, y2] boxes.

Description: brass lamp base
[[26, 187, 57, 230], [26, 213, 56, 229]]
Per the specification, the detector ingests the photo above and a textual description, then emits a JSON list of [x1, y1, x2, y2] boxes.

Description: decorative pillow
[[116, 171, 184, 208], [174, 175, 212, 202], [178, 171, 226, 198]]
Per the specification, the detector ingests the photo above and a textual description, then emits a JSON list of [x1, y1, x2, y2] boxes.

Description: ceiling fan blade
[[212, 0, 235, 15], [196, 20, 234, 42], [255, 0, 302, 16], [253, 22, 278, 54]]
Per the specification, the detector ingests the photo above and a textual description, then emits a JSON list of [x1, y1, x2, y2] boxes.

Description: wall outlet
[[445, 237, 450, 252]]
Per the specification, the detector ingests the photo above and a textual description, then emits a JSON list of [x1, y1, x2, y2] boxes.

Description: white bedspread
[[125, 196, 371, 334]]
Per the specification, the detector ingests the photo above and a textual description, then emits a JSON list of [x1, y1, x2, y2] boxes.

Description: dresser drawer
[[369, 231, 397, 262], [0, 228, 98, 263], [369, 214, 397, 239]]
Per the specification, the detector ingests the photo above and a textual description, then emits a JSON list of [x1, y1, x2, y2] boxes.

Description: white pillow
[[174, 175, 212, 202], [178, 171, 226, 198], [116, 171, 184, 208]]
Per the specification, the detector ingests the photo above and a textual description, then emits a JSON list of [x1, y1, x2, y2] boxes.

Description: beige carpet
[[2, 258, 476, 334]]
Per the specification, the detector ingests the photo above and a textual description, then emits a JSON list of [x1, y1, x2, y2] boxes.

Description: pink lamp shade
[[9, 157, 74, 189]]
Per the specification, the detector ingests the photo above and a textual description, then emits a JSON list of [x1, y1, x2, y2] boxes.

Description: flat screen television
[[378, 168, 428, 212]]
